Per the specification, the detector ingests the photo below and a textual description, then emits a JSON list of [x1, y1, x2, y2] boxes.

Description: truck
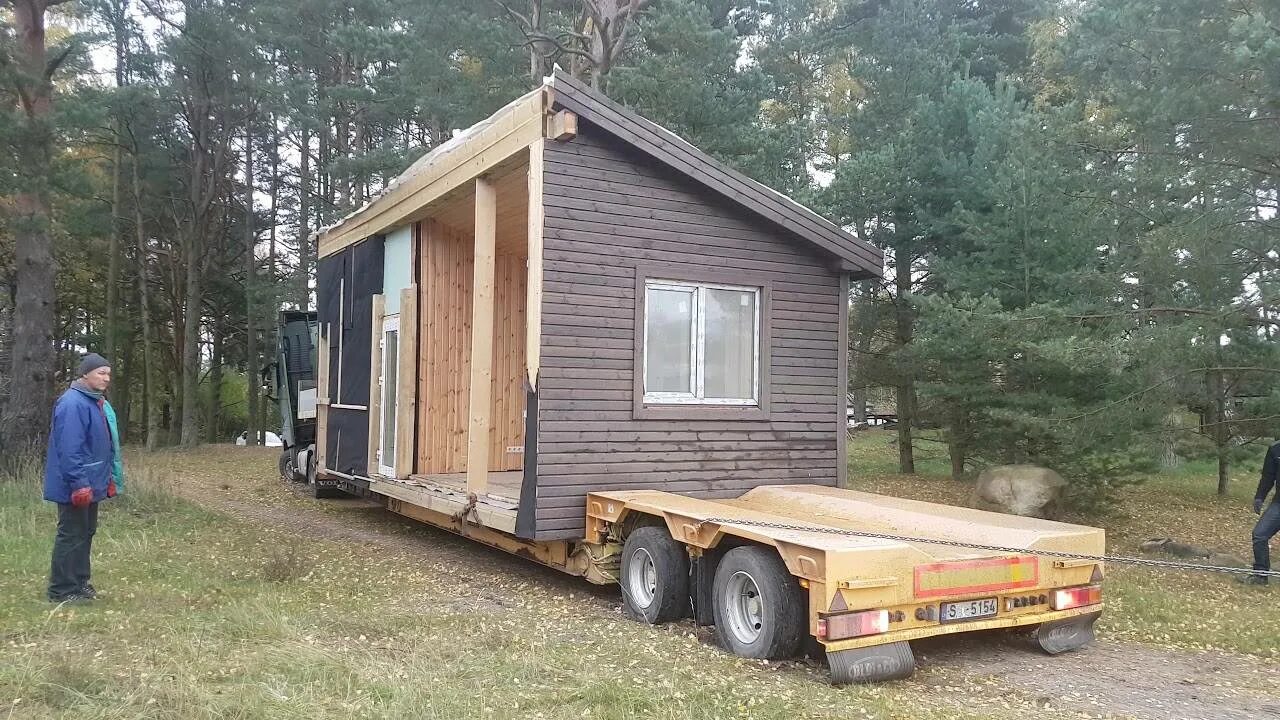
[[306, 69, 1104, 684], [267, 310, 332, 495]]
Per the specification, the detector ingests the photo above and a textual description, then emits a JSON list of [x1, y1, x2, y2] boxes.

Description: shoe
[[48, 592, 93, 604], [1236, 575, 1269, 586], [79, 584, 97, 599]]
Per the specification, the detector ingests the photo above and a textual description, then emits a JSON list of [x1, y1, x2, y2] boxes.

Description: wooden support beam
[[395, 284, 418, 478], [367, 294, 385, 477], [526, 139, 544, 389], [548, 110, 577, 141], [467, 177, 497, 495], [318, 88, 547, 258]]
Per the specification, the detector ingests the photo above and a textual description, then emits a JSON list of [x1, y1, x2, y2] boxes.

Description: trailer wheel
[[620, 526, 690, 623], [712, 546, 805, 660]]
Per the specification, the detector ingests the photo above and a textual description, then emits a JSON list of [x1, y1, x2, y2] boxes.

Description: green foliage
[[912, 295, 1159, 510], [609, 0, 810, 193], [3, 0, 1276, 499]]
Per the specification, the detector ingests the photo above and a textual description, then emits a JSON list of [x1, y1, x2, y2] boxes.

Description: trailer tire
[[712, 546, 806, 660], [620, 526, 690, 623]]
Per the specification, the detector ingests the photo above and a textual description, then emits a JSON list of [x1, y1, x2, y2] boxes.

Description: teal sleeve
[[105, 401, 125, 491]]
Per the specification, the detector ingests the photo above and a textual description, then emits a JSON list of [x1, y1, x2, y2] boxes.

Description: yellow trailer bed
[[582, 484, 1105, 684], [352, 475, 1105, 684]]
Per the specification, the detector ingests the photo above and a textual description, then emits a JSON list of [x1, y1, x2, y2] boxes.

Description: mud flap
[[1034, 611, 1100, 655], [827, 641, 915, 685]]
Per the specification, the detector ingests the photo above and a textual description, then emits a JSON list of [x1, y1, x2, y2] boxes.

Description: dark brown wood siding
[[533, 123, 844, 540]]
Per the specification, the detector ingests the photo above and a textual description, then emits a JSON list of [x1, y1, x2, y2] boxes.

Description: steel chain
[[697, 517, 1280, 578]]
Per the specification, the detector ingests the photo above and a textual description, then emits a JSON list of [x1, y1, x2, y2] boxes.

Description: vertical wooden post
[[395, 284, 418, 478], [468, 177, 497, 494], [837, 273, 850, 488], [526, 139, 544, 390], [367, 294, 385, 477]]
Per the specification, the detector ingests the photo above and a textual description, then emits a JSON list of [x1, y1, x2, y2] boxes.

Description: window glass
[[380, 328, 398, 467], [645, 287, 694, 394], [704, 288, 756, 400]]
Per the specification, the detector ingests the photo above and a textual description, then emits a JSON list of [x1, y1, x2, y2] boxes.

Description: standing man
[[44, 353, 118, 603], [1245, 439, 1280, 586]]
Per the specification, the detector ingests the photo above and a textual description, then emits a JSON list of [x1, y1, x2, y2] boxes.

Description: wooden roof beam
[[317, 86, 548, 259]]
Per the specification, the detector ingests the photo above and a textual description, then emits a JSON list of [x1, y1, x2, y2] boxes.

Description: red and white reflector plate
[[820, 609, 890, 641], [1051, 584, 1102, 611], [913, 555, 1039, 599]]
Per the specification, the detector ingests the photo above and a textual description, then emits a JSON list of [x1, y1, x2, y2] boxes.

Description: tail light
[[1051, 584, 1102, 611], [818, 610, 889, 641]]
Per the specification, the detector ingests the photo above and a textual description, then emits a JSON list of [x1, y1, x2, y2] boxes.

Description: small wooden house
[[313, 70, 883, 542]]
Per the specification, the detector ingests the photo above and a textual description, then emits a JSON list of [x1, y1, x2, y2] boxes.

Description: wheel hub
[[627, 547, 657, 608], [725, 571, 765, 644]]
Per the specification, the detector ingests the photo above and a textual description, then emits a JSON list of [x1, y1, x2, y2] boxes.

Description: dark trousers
[[1252, 501, 1280, 574], [48, 502, 98, 600]]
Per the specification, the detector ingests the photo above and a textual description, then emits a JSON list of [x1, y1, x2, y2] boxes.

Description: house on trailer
[[312, 69, 883, 543]]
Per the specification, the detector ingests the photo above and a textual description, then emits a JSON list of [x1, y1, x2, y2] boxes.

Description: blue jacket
[[43, 386, 116, 504]]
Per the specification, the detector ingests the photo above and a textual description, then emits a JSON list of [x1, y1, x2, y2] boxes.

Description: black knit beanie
[[77, 353, 110, 377]]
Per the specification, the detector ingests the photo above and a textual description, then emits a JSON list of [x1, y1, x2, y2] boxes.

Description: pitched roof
[[316, 70, 884, 280], [546, 69, 883, 279]]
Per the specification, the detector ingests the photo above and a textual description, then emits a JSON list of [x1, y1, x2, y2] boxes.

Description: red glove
[[107, 481, 117, 499], [70, 487, 93, 508]]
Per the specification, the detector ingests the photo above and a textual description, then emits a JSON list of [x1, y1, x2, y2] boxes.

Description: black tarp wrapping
[[317, 236, 385, 477]]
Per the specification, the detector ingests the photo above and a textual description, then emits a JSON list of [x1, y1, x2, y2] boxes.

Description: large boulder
[[972, 465, 1067, 519]]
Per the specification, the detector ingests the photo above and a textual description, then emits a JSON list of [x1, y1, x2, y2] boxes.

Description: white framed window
[[643, 280, 760, 405], [378, 314, 399, 477]]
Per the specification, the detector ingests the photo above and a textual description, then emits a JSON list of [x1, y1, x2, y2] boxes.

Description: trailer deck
[[343, 475, 1105, 683], [584, 485, 1104, 654]]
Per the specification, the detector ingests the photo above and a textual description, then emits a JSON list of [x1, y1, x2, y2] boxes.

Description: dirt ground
[[166, 446, 1280, 720]]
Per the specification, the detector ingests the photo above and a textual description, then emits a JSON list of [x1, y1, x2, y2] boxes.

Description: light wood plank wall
[[417, 219, 526, 475]]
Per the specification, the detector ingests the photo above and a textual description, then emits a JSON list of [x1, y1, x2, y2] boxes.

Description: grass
[[846, 430, 1280, 658], [2, 448, 1080, 720], [2, 437, 1275, 718]]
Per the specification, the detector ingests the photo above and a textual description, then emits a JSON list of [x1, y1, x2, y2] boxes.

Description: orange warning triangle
[[828, 590, 848, 612]]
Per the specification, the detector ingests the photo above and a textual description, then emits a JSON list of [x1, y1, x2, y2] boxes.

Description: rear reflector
[[819, 610, 890, 641], [913, 555, 1039, 599], [1051, 584, 1102, 611]]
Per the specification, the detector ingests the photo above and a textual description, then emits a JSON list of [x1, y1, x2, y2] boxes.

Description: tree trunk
[[179, 236, 203, 446], [1210, 369, 1230, 495], [104, 0, 128, 371], [3, 0, 63, 455], [848, 294, 872, 426], [894, 248, 915, 475], [106, 142, 123, 366], [206, 320, 223, 443], [946, 413, 966, 481], [132, 154, 158, 450], [269, 113, 279, 282], [528, 0, 544, 85], [296, 126, 312, 309], [1159, 410, 1180, 470], [245, 123, 260, 446]]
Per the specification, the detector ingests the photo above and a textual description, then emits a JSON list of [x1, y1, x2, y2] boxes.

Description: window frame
[[633, 266, 772, 421], [377, 313, 399, 478]]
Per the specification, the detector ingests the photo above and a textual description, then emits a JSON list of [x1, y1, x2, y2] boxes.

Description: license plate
[[940, 597, 998, 623]]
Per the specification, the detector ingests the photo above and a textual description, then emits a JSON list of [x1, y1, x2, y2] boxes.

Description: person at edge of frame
[[43, 353, 121, 603], [1242, 439, 1280, 586]]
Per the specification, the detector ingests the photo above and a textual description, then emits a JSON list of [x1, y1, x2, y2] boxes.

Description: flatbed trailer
[[334, 474, 1104, 683], [311, 71, 1104, 683]]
